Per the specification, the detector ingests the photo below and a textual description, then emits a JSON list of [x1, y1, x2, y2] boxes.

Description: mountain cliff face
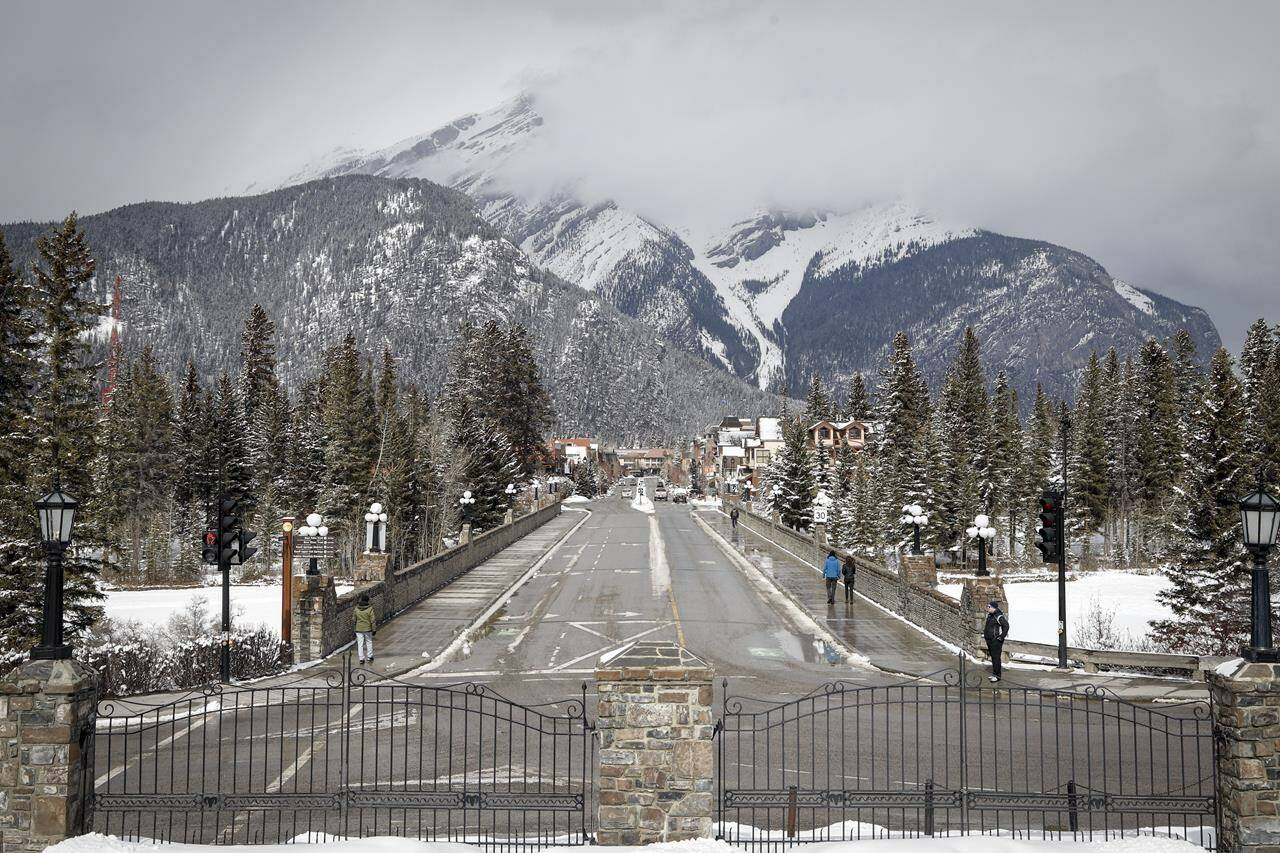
[[274, 94, 1222, 401], [2, 176, 779, 442]]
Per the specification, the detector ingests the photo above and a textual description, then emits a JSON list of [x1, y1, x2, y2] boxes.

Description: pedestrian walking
[[842, 555, 856, 603], [354, 593, 378, 664], [823, 551, 841, 604], [730, 506, 740, 529], [984, 600, 1009, 682]]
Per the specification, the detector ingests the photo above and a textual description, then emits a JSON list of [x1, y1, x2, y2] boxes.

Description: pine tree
[[1134, 338, 1182, 558], [843, 373, 871, 421], [770, 417, 816, 530], [496, 324, 555, 474], [827, 442, 857, 547], [847, 452, 880, 555], [986, 372, 1022, 555], [872, 332, 931, 540], [26, 213, 105, 640], [804, 376, 832, 424], [1152, 348, 1250, 654], [1021, 384, 1057, 555], [214, 373, 252, 511], [1240, 319, 1275, 474], [1260, 333, 1280, 482], [1102, 351, 1141, 565], [1070, 352, 1110, 557], [0, 229, 41, 652], [573, 457, 600, 498], [319, 333, 377, 524], [935, 327, 988, 549], [454, 411, 522, 532], [238, 304, 280, 515], [171, 362, 209, 582]]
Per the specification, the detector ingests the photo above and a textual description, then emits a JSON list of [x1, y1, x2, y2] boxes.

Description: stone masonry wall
[[0, 659, 97, 853], [1209, 658, 1280, 853], [594, 642, 715, 844]]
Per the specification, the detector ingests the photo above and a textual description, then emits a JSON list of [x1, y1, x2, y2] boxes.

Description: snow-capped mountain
[[270, 94, 1220, 401], [1, 176, 780, 442]]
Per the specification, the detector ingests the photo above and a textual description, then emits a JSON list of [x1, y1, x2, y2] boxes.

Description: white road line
[[265, 702, 363, 793], [550, 622, 671, 672], [95, 712, 210, 787]]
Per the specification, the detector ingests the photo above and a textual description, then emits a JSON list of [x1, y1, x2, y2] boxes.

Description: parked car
[[671, 488, 688, 504], [655, 485, 669, 501]]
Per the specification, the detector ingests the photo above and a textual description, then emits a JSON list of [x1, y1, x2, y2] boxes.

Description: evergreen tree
[[847, 452, 880, 555], [986, 372, 1022, 555], [843, 373, 871, 421], [804, 375, 832, 423], [1152, 348, 1251, 654], [26, 213, 105, 640], [935, 327, 988, 549], [770, 417, 816, 530], [1021, 384, 1057, 554], [496, 324, 555, 474], [171, 361, 209, 581], [319, 333, 377, 524], [1102, 351, 1141, 565], [573, 457, 601, 498], [1240, 319, 1275, 474], [238, 304, 280, 514], [872, 332, 931, 540], [214, 373, 252, 511], [454, 410, 522, 532], [0, 229, 41, 652], [1070, 352, 1110, 555], [1134, 338, 1182, 558], [827, 442, 857, 547]]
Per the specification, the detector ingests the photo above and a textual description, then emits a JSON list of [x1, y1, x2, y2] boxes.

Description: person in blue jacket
[[823, 551, 841, 604]]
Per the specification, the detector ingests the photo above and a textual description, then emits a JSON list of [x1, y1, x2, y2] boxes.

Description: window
[[818, 428, 830, 441]]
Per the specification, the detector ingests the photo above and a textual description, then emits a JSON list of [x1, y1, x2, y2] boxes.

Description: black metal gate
[[717, 665, 1217, 851], [91, 662, 594, 848]]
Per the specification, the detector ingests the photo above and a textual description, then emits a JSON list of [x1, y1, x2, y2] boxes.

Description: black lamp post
[[1241, 483, 1280, 662], [901, 504, 928, 555], [967, 514, 996, 577], [32, 478, 77, 660]]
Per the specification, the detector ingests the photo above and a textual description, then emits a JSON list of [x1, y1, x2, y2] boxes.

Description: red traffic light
[[204, 531, 216, 546]]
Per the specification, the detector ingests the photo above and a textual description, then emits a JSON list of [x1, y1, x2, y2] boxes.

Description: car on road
[[670, 488, 688, 503], [621, 487, 633, 498], [654, 485, 668, 500]]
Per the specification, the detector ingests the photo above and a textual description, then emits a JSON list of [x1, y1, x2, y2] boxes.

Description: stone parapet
[[901, 555, 937, 589], [0, 659, 97, 853], [594, 642, 714, 845], [1210, 658, 1280, 853]]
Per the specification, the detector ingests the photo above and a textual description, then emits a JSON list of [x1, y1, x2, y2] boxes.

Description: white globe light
[[975, 514, 990, 528], [317, 525, 329, 537], [306, 513, 322, 527], [364, 513, 376, 522], [966, 526, 979, 538], [910, 504, 922, 516], [378, 513, 387, 522], [900, 515, 912, 525], [919, 515, 929, 525], [298, 526, 311, 537], [982, 527, 996, 539], [370, 502, 383, 514], [463, 490, 473, 499]]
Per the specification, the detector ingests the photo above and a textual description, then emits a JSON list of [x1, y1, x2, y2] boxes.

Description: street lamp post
[[31, 478, 77, 660], [966, 514, 997, 577], [298, 512, 329, 575], [900, 504, 928, 555], [458, 490, 477, 528], [364, 503, 388, 553], [1241, 482, 1280, 662]]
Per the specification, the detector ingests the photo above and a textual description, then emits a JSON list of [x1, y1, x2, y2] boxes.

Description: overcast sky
[[2, 1, 1276, 349]]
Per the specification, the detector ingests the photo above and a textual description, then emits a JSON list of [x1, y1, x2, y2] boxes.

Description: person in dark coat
[[983, 600, 1009, 682], [822, 551, 841, 604], [841, 556, 856, 603], [730, 506, 740, 528]]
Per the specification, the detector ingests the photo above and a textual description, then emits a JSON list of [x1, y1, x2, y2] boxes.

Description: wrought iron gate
[[91, 662, 594, 848], [717, 665, 1217, 852]]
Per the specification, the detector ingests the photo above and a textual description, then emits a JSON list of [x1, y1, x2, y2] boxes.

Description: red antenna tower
[[102, 274, 123, 405]]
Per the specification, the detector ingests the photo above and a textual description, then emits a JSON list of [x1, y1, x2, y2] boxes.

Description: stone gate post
[[0, 659, 97, 853], [958, 575, 1007, 660], [1209, 658, 1280, 853], [594, 642, 715, 844]]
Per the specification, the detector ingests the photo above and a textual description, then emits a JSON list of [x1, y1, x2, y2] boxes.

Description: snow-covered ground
[[50, 831, 1209, 853], [938, 572, 1171, 647], [103, 582, 355, 631]]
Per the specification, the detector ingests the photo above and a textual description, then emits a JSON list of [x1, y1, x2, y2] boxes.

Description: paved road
[[409, 489, 878, 705]]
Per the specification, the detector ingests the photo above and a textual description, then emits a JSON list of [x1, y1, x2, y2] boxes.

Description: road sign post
[[281, 517, 294, 646]]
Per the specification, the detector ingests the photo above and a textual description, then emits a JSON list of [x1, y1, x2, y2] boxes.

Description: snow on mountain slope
[[266, 93, 1222, 403]]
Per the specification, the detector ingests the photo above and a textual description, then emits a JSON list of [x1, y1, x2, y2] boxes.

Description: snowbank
[[937, 572, 1171, 647], [104, 582, 354, 631], [564, 494, 591, 504], [49, 831, 1209, 853], [630, 493, 656, 514]]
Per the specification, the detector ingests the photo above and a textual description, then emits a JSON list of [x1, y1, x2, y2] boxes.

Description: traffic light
[[1036, 490, 1063, 563], [218, 497, 241, 567], [236, 528, 259, 566], [201, 530, 219, 565]]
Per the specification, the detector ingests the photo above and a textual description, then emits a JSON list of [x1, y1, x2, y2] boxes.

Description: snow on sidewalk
[[49, 832, 1208, 853]]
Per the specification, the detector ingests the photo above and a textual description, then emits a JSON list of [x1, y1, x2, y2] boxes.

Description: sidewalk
[[354, 508, 586, 679], [697, 509, 1208, 702]]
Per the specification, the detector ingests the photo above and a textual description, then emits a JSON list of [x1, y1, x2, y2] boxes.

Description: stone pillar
[[594, 642, 715, 845], [353, 552, 390, 585], [291, 574, 337, 663], [812, 522, 828, 568], [901, 554, 937, 589], [460, 523, 472, 546], [958, 575, 1007, 659], [1210, 659, 1280, 853], [0, 659, 97, 853]]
